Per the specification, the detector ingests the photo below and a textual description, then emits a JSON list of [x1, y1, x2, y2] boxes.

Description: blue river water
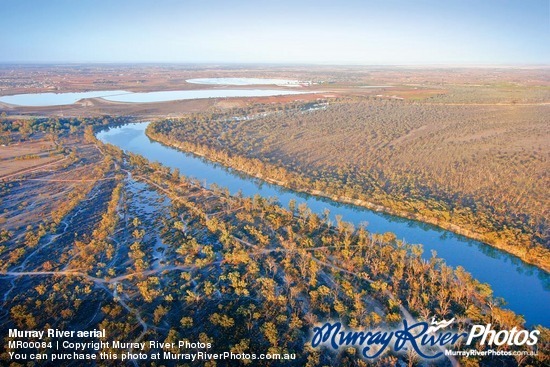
[[97, 122, 549, 327]]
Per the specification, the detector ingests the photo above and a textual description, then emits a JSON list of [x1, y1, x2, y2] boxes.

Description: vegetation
[[147, 97, 550, 271], [0, 120, 546, 366], [0, 115, 132, 144], [1, 65, 548, 366]]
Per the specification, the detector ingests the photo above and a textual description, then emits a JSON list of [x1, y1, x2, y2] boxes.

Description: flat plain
[[0, 65, 548, 366]]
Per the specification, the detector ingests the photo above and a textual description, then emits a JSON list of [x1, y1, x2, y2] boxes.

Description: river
[[97, 121, 549, 327]]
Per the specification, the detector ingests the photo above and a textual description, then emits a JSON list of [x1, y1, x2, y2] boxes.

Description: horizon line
[[0, 61, 549, 69]]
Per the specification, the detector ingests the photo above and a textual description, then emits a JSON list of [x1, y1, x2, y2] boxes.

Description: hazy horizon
[[2, 0, 549, 65], [1, 62, 549, 68]]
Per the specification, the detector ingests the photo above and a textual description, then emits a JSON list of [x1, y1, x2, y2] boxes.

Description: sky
[[1, 0, 549, 65]]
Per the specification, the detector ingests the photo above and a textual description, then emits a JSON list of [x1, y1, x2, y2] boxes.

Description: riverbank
[[97, 121, 550, 325], [146, 126, 550, 274]]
